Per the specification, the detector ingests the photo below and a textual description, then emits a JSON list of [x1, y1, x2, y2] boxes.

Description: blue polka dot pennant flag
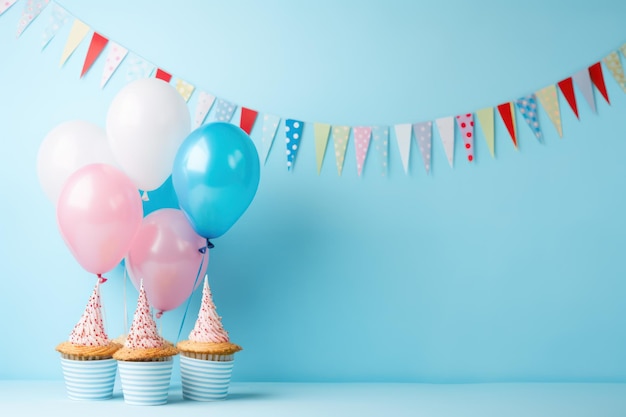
[[412, 121, 432, 173], [371, 126, 389, 176], [332, 125, 350, 175], [285, 119, 304, 170], [41, 3, 69, 50], [211, 98, 237, 122], [515, 94, 543, 141]]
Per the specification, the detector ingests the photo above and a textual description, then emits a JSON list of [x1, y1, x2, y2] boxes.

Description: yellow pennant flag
[[603, 51, 626, 94], [535, 85, 563, 137], [475, 107, 494, 157], [175, 79, 195, 102], [60, 19, 90, 67], [314, 123, 331, 174], [332, 126, 350, 175]]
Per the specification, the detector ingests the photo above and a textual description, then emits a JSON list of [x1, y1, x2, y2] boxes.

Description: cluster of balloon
[[38, 78, 261, 316]]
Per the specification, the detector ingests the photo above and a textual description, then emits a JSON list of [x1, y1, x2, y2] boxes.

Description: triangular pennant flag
[[0, 0, 18, 16], [435, 117, 454, 167], [394, 123, 412, 175], [353, 126, 372, 177], [589, 62, 610, 104], [125, 53, 155, 81], [475, 107, 495, 157], [16, 0, 49, 37], [516, 94, 543, 141], [174, 78, 195, 102], [59, 19, 90, 67], [371, 126, 389, 176], [535, 85, 562, 137], [194, 91, 215, 127], [602, 51, 626, 94], [455, 113, 475, 162], [497, 102, 517, 148], [314, 123, 331, 174], [240, 107, 258, 135], [285, 119, 304, 171], [260, 114, 280, 164], [100, 41, 127, 88], [412, 122, 432, 173], [41, 3, 69, 49], [211, 98, 236, 122], [80, 32, 108, 77], [572, 68, 596, 113], [620, 43, 626, 60], [557, 77, 579, 119], [155, 68, 172, 83], [332, 126, 350, 176]]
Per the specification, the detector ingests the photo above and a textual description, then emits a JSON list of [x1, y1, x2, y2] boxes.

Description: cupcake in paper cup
[[113, 279, 178, 406], [55, 281, 121, 401], [177, 276, 242, 401]]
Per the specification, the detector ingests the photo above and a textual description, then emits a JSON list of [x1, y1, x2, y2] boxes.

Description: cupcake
[[55, 281, 121, 401], [177, 276, 242, 401], [113, 279, 178, 405]]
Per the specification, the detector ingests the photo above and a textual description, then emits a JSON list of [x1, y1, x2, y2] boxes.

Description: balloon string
[[97, 273, 107, 284], [176, 249, 207, 343]]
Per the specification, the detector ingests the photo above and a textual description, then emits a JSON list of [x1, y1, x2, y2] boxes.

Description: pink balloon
[[57, 163, 143, 276], [126, 208, 208, 314]]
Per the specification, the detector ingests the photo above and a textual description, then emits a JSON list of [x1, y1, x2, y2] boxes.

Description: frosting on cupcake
[[68, 281, 109, 346], [125, 280, 164, 349], [188, 276, 230, 343]]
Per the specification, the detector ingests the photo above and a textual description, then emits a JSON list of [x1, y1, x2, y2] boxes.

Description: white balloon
[[106, 78, 191, 192], [36, 120, 118, 204]]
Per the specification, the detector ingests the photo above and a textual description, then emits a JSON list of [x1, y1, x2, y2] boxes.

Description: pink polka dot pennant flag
[[210, 98, 237, 122], [332, 126, 350, 176], [412, 121, 432, 173], [100, 41, 127, 88], [353, 126, 371, 176], [602, 51, 626, 94], [59, 19, 90, 67], [0, 0, 18, 17], [515, 94, 543, 141], [572, 67, 596, 113], [285, 119, 304, 171], [394, 123, 412, 175], [194, 91, 216, 127], [41, 3, 69, 50], [16, 0, 49, 38], [435, 116, 454, 167], [314, 123, 331, 174], [535, 85, 562, 137], [371, 126, 389, 176], [260, 113, 280, 164], [174, 78, 195, 102], [455, 113, 475, 162]]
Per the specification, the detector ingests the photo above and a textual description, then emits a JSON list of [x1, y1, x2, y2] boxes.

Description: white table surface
[[1, 381, 625, 417]]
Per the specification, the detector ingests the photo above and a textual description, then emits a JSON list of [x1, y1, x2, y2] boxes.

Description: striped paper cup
[[180, 355, 234, 401], [60, 358, 117, 401], [117, 359, 173, 406]]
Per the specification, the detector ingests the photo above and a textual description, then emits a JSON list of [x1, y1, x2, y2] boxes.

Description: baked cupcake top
[[177, 276, 242, 355], [113, 280, 178, 361], [56, 281, 121, 358]]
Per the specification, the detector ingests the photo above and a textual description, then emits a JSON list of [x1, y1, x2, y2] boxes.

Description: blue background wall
[[1, 0, 626, 383]]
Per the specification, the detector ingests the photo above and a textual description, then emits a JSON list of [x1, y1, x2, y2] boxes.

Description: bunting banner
[[5, 1, 626, 179], [435, 117, 454, 167], [332, 125, 350, 176], [353, 126, 371, 177], [371, 126, 389, 176], [314, 123, 331, 174]]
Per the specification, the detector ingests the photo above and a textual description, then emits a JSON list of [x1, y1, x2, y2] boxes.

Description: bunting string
[[4, 0, 626, 178]]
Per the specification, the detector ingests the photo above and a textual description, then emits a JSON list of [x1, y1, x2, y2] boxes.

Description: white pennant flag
[[394, 123, 412, 175]]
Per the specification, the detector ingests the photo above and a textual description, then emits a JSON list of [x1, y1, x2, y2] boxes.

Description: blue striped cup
[[180, 355, 234, 401], [60, 358, 117, 401], [117, 359, 173, 406]]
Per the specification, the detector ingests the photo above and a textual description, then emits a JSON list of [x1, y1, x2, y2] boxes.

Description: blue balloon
[[172, 122, 260, 240]]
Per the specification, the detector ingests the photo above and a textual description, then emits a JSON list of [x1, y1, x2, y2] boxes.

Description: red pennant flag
[[240, 107, 258, 135], [589, 62, 610, 104], [80, 33, 108, 78], [155, 68, 172, 83], [557, 78, 579, 119], [497, 102, 517, 148]]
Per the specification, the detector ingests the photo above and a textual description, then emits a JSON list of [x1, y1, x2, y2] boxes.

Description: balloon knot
[[141, 190, 149, 201], [156, 311, 163, 319], [97, 274, 107, 284], [206, 239, 215, 249], [199, 247, 207, 254]]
